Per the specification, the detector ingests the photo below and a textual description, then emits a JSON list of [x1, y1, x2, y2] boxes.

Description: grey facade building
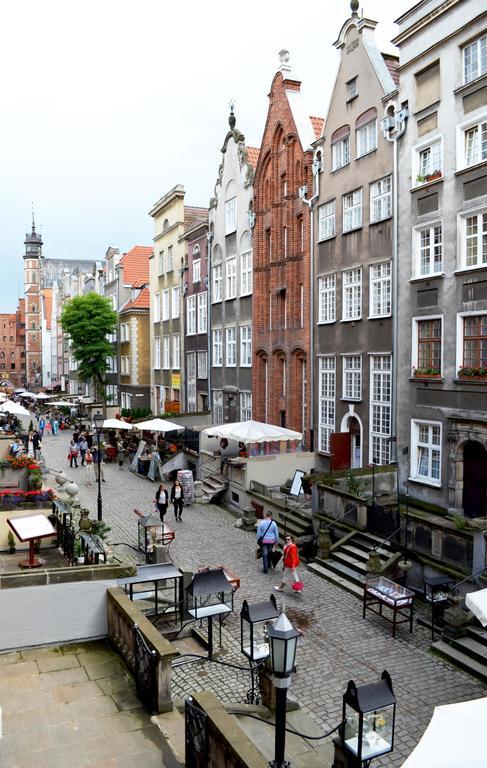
[[314, 9, 398, 471], [182, 217, 209, 413], [208, 109, 258, 424], [103, 246, 121, 407], [395, 0, 487, 518]]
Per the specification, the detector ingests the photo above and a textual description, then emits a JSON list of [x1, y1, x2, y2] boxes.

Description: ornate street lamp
[[93, 412, 104, 522], [240, 595, 279, 705], [267, 611, 299, 768], [340, 670, 396, 767]]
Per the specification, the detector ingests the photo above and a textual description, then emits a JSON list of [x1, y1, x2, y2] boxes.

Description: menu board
[[177, 469, 194, 504], [8, 513, 56, 542]]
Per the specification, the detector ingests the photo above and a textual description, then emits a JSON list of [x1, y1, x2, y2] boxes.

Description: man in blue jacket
[[256, 511, 279, 574]]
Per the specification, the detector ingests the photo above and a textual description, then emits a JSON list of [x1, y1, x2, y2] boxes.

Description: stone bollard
[[240, 506, 257, 531], [366, 550, 382, 575], [442, 592, 470, 639], [317, 526, 332, 560]]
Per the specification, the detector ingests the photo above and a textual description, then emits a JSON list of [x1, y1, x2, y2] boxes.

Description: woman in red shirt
[[275, 535, 301, 592]]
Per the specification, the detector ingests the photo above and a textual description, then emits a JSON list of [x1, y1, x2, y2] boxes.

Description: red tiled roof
[[120, 287, 150, 312], [310, 116, 325, 140], [382, 54, 399, 87], [119, 245, 152, 286], [246, 146, 260, 170], [184, 206, 208, 232]]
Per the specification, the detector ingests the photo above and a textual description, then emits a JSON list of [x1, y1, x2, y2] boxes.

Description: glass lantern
[[137, 514, 163, 554], [240, 595, 279, 663], [267, 611, 300, 679], [341, 670, 396, 763]]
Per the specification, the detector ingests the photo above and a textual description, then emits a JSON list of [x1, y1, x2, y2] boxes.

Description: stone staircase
[[307, 530, 400, 598], [196, 473, 228, 504], [432, 626, 487, 683], [276, 503, 313, 544]]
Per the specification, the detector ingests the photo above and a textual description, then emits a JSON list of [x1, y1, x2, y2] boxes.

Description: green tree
[[60, 293, 117, 405]]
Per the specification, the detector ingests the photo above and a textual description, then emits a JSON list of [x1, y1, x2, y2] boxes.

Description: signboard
[[171, 373, 181, 389], [7, 513, 56, 542], [289, 469, 306, 497], [177, 469, 194, 504]]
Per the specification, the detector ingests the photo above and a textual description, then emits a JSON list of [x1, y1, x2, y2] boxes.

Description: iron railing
[[185, 696, 209, 768], [133, 624, 157, 713]]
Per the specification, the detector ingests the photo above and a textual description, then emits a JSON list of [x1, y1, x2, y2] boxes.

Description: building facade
[[0, 304, 25, 388], [104, 246, 121, 407], [395, 0, 487, 518], [252, 52, 322, 446], [23, 219, 43, 387], [208, 109, 258, 424], [314, 9, 398, 471], [182, 217, 209, 413]]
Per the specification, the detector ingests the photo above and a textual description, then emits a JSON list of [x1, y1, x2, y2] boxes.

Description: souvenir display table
[[363, 576, 414, 637]]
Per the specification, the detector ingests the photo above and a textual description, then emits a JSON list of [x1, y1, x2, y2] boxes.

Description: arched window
[[163, 219, 169, 231], [225, 180, 237, 235]]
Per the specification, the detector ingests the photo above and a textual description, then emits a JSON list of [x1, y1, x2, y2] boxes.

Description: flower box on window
[[413, 367, 441, 378], [457, 366, 487, 380], [416, 170, 442, 185]]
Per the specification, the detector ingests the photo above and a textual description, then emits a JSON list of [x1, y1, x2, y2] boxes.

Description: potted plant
[[457, 366, 487, 380], [413, 367, 441, 378], [425, 169, 442, 182], [74, 539, 84, 565], [7, 531, 16, 554], [416, 174, 426, 184]]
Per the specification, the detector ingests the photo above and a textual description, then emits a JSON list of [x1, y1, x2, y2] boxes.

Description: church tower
[[23, 214, 43, 387]]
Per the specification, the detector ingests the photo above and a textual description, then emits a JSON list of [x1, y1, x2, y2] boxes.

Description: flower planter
[[458, 375, 487, 381]]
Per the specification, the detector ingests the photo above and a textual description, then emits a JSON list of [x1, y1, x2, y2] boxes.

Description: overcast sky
[[0, 0, 411, 312]]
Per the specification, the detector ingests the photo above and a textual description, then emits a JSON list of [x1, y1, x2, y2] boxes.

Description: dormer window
[[346, 77, 358, 102]]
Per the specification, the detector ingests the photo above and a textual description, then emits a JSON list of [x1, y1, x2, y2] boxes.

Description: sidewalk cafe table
[[363, 576, 415, 638]]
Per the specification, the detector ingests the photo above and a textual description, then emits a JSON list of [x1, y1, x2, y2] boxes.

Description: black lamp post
[[93, 412, 104, 522], [340, 670, 396, 767], [267, 611, 299, 768]]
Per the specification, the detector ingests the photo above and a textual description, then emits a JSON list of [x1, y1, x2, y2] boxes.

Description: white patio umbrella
[[19, 391, 38, 399], [45, 400, 77, 407], [402, 697, 487, 767], [133, 418, 183, 433], [202, 419, 302, 444], [13, 388, 26, 393], [101, 418, 133, 430], [465, 588, 487, 626], [36, 392, 49, 400], [0, 401, 31, 416]]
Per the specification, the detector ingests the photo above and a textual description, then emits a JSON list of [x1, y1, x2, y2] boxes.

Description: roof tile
[[119, 245, 152, 286]]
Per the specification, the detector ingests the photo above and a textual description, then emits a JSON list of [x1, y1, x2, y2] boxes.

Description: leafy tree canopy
[[60, 293, 117, 400]]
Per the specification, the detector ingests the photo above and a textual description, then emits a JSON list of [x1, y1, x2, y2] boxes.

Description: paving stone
[[52, 680, 105, 704], [97, 709, 150, 734], [39, 665, 88, 688], [0, 660, 38, 678], [0, 651, 22, 666], [83, 659, 124, 681], [36, 653, 81, 673]]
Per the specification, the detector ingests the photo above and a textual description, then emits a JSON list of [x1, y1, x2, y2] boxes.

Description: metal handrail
[[372, 521, 407, 553], [451, 567, 487, 595], [321, 503, 363, 531]]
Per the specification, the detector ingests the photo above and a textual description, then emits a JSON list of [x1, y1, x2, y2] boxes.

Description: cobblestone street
[[42, 429, 487, 766]]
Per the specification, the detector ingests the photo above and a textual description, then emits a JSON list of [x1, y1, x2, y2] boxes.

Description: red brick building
[[252, 51, 323, 448], [0, 300, 26, 388]]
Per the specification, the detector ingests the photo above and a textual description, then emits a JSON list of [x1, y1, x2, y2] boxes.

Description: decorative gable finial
[[229, 99, 236, 131], [350, 0, 359, 17], [279, 49, 290, 67]]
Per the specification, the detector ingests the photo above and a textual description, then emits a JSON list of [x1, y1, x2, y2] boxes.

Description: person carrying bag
[[275, 535, 302, 592], [256, 512, 279, 574]]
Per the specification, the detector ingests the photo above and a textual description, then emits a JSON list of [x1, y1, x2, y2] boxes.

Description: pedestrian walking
[[79, 435, 88, 466], [170, 479, 184, 522], [52, 418, 59, 436], [68, 439, 79, 468], [44, 420, 52, 436], [155, 483, 169, 522], [84, 449, 95, 485], [38, 417, 45, 438], [256, 511, 279, 575], [275, 535, 302, 592], [32, 430, 42, 460], [27, 432, 35, 458], [92, 445, 105, 482]]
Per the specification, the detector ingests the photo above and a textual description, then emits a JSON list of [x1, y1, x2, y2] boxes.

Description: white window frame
[[213, 390, 223, 424], [318, 274, 336, 324], [197, 350, 208, 379], [332, 136, 350, 171], [356, 120, 377, 158], [225, 326, 237, 367], [197, 291, 207, 334], [193, 258, 201, 283], [369, 354, 391, 465], [212, 263, 222, 303], [212, 329, 222, 367], [343, 189, 362, 232], [187, 352, 196, 412], [186, 295, 196, 336], [342, 267, 362, 321], [240, 325, 252, 367], [346, 77, 357, 101], [369, 261, 391, 318], [240, 392, 252, 421], [342, 354, 362, 401], [171, 286, 180, 319], [154, 337, 161, 369], [412, 314, 443, 376], [161, 289, 170, 321], [162, 335, 170, 370], [153, 293, 160, 323], [413, 136, 443, 184], [370, 176, 392, 223], [158, 250, 164, 275], [318, 356, 335, 453], [318, 200, 336, 241], [167, 245, 173, 272], [225, 197, 237, 234], [455, 310, 487, 373], [240, 250, 252, 296], [172, 334, 180, 370], [410, 419, 442, 486], [225, 257, 237, 299], [413, 221, 444, 278], [457, 207, 487, 270], [463, 34, 487, 85]]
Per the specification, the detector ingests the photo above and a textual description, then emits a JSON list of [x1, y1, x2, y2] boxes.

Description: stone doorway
[[463, 441, 487, 518]]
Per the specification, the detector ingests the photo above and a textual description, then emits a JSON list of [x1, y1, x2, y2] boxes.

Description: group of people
[[36, 412, 67, 437], [256, 511, 303, 594], [67, 430, 105, 485], [155, 479, 185, 523]]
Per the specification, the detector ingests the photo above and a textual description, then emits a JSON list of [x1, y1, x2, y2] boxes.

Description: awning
[[201, 419, 302, 444], [133, 418, 183, 433], [465, 588, 487, 627]]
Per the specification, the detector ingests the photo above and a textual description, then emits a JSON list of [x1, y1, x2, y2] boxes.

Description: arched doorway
[[348, 416, 362, 469], [463, 441, 487, 518]]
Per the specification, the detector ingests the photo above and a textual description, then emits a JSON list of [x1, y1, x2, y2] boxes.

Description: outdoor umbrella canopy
[[19, 391, 38, 399], [45, 401, 77, 407], [465, 588, 487, 626], [13, 388, 25, 393], [133, 418, 182, 433], [0, 401, 31, 416], [101, 418, 133, 430], [402, 697, 487, 767], [202, 419, 302, 444], [36, 392, 49, 399]]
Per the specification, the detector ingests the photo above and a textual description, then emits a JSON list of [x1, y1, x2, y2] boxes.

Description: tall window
[[417, 224, 443, 276], [240, 392, 252, 421], [226, 257, 237, 299], [370, 355, 391, 465], [240, 325, 252, 367], [154, 337, 161, 369], [212, 264, 222, 302], [318, 356, 335, 453], [186, 295, 196, 335], [343, 189, 362, 232], [225, 197, 237, 234], [346, 77, 357, 101], [197, 292, 207, 334], [369, 262, 391, 317], [187, 353, 196, 412], [212, 329, 222, 366], [411, 421, 441, 484], [356, 120, 377, 157], [240, 251, 252, 296], [318, 275, 336, 323], [172, 334, 180, 369], [416, 318, 442, 373], [464, 121, 487, 167], [193, 258, 201, 283], [370, 177, 391, 222], [463, 212, 487, 268], [158, 250, 164, 274], [343, 355, 361, 400], [343, 268, 362, 321], [318, 200, 336, 240], [171, 286, 180, 318], [167, 245, 173, 272], [417, 141, 442, 181], [213, 390, 223, 424], [463, 34, 487, 84], [197, 351, 207, 379], [153, 293, 160, 323], [162, 336, 170, 369], [332, 136, 350, 170], [463, 315, 487, 368], [162, 289, 170, 321], [226, 327, 237, 366]]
